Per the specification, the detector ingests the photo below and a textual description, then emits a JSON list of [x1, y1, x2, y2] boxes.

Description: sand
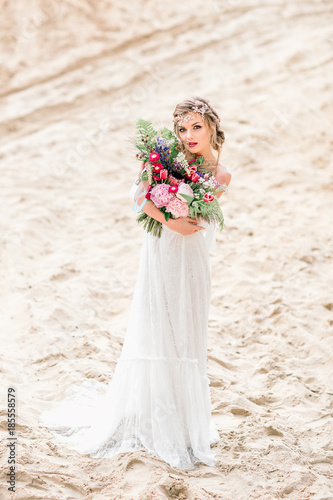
[[0, 0, 332, 498]]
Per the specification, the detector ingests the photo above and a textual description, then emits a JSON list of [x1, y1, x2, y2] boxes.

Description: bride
[[40, 96, 232, 470]]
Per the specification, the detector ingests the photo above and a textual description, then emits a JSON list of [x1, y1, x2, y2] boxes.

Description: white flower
[[176, 152, 185, 162]]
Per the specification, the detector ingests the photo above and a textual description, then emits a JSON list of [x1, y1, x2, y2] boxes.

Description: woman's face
[[177, 113, 212, 157]]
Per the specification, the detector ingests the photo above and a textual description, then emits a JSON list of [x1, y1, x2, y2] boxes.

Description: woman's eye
[[179, 126, 201, 132]]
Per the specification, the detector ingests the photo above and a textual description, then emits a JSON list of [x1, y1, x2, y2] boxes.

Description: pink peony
[[166, 197, 190, 218], [150, 184, 175, 208], [176, 182, 194, 201]]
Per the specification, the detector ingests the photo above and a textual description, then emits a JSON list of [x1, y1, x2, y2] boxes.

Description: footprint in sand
[[159, 475, 189, 498], [229, 406, 251, 417], [123, 458, 152, 499], [264, 425, 284, 437]]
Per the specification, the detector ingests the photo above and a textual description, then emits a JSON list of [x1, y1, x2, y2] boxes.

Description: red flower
[[152, 175, 160, 181], [169, 185, 178, 193], [149, 152, 160, 162], [145, 185, 152, 200], [191, 173, 200, 183], [153, 163, 163, 173], [188, 165, 197, 175], [160, 169, 168, 180], [203, 193, 215, 202]]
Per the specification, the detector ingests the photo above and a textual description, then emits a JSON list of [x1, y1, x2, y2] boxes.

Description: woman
[[40, 96, 231, 470]]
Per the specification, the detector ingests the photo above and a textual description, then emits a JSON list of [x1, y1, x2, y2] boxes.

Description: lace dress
[[40, 181, 220, 470]]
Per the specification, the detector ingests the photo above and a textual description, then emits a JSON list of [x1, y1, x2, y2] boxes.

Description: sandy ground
[[0, 0, 333, 498]]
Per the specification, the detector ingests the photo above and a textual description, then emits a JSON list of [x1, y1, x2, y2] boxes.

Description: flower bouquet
[[133, 119, 226, 237]]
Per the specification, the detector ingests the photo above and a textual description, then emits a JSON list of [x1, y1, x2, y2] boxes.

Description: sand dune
[[0, 0, 332, 498]]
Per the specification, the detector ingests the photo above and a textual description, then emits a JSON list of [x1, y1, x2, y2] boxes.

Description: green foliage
[[136, 211, 162, 237], [135, 119, 158, 156], [136, 119, 157, 141], [189, 199, 224, 231], [195, 155, 205, 166], [139, 171, 148, 182], [160, 127, 176, 142], [163, 211, 171, 222], [179, 193, 194, 204]]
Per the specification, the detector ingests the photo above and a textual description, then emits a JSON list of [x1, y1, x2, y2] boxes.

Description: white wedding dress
[[40, 181, 220, 470]]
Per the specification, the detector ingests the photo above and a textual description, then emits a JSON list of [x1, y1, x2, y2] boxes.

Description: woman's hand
[[138, 161, 145, 175], [166, 217, 204, 235], [136, 161, 150, 195]]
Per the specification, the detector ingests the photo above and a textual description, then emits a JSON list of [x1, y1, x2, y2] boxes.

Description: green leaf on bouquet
[[195, 155, 205, 166], [140, 171, 148, 181], [163, 211, 171, 222], [179, 193, 194, 204], [136, 119, 157, 141]]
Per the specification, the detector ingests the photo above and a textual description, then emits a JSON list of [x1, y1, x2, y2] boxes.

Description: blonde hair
[[173, 96, 225, 166]]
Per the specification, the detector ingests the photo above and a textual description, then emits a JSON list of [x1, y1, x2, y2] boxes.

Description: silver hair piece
[[173, 103, 209, 124]]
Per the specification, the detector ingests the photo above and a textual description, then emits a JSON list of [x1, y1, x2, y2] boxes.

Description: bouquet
[[133, 119, 226, 237]]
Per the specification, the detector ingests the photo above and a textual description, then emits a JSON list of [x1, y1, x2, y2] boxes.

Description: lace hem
[[40, 357, 219, 470]]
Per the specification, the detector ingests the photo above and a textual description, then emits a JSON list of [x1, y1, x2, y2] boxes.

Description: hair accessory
[[173, 103, 209, 124]]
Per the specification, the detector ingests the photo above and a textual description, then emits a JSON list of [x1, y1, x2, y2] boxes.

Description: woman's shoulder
[[216, 162, 232, 186]]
